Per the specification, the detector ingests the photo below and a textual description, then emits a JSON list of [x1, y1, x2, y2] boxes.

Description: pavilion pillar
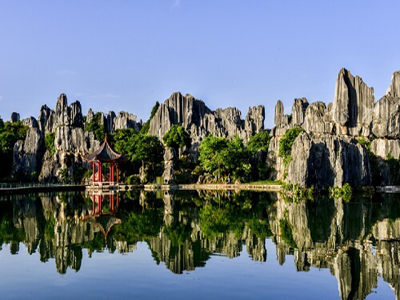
[[110, 162, 114, 183], [117, 163, 119, 184], [99, 162, 102, 183], [111, 194, 114, 212], [92, 162, 95, 183], [92, 194, 95, 214]]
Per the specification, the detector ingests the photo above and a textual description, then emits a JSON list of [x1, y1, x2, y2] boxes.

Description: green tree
[[163, 125, 191, 152], [0, 121, 28, 178], [278, 126, 303, 167], [198, 135, 251, 181], [247, 131, 270, 154], [84, 112, 105, 142]]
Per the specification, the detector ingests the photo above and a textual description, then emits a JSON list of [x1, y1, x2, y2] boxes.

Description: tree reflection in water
[[0, 190, 398, 299]]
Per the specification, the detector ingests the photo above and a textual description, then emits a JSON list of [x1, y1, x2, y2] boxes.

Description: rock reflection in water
[[0, 190, 398, 299]]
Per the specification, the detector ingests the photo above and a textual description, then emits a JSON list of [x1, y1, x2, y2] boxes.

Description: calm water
[[0, 190, 398, 300]]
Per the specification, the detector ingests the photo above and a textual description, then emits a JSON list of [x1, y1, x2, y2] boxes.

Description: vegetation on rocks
[[0, 121, 28, 178], [84, 112, 105, 142], [163, 125, 191, 152], [278, 126, 303, 167], [44, 132, 56, 156], [140, 101, 160, 134]]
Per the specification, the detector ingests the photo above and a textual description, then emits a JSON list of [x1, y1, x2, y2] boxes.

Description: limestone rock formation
[[106, 111, 141, 132], [372, 95, 400, 138], [370, 139, 400, 160], [287, 132, 371, 188], [332, 68, 375, 136], [11, 112, 20, 123], [163, 148, 177, 184], [386, 71, 400, 98], [12, 127, 44, 179], [149, 92, 264, 145], [291, 98, 309, 126], [38, 105, 55, 134]]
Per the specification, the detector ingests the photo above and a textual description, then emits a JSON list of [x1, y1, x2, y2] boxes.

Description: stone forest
[[1, 68, 400, 190]]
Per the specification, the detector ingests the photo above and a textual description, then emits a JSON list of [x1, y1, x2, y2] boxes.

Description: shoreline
[[1, 183, 399, 195]]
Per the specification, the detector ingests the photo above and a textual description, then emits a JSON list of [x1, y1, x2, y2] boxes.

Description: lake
[[0, 190, 398, 300]]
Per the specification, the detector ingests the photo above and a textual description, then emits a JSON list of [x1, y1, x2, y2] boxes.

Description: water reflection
[[0, 190, 398, 299]]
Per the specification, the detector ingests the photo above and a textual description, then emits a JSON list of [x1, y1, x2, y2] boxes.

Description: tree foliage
[[198, 135, 251, 181], [278, 126, 303, 167], [109, 130, 164, 176], [44, 132, 56, 156], [84, 112, 105, 142], [247, 131, 270, 154], [163, 125, 191, 151], [0, 121, 28, 178]]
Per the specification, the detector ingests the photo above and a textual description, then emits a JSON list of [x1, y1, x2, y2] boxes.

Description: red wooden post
[[92, 194, 95, 213], [109, 162, 112, 183], [99, 162, 102, 183], [117, 163, 119, 184], [111, 194, 114, 212], [92, 161, 95, 183], [116, 192, 119, 209]]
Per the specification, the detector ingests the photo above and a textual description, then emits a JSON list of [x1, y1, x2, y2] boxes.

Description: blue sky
[[0, 0, 399, 128]]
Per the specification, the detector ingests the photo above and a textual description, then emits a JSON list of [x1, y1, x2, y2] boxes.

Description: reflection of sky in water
[[0, 240, 395, 300]]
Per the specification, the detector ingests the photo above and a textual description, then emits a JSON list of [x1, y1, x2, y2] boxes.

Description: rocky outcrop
[[11, 112, 20, 123], [370, 139, 400, 160], [163, 148, 176, 184], [12, 127, 44, 179], [287, 132, 371, 188], [149, 92, 264, 145], [291, 98, 309, 126], [38, 105, 55, 134], [386, 71, 400, 98], [372, 95, 400, 138], [332, 68, 375, 136], [106, 111, 141, 133]]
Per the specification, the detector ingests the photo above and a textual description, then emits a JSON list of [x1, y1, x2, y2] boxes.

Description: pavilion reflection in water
[[82, 191, 121, 243], [0, 190, 398, 300]]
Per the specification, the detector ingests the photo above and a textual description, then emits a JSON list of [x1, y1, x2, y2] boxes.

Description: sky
[[0, 0, 399, 128]]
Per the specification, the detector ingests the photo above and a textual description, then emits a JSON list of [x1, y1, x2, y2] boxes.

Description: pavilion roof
[[84, 135, 126, 163]]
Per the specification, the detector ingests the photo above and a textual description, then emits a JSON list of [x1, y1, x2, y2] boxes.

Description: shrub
[[278, 126, 303, 167], [45, 133, 56, 156]]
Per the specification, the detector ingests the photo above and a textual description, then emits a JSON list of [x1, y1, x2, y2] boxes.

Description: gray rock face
[[302, 102, 331, 134], [106, 111, 141, 132], [332, 68, 374, 136], [149, 92, 264, 144], [11, 112, 20, 123], [38, 105, 55, 134], [370, 139, 400, 160], [274, 100, 287, 127], [13, 127, 44, 179], [287, 132, 371, 188], [372, 95, 400, 138], [245, 105, 265, 134], [55, 94, 83, 127], [86, 108, 94, 124], [23, 117, 39, 129], [163, 148, 176, 184], [291, 98, 309, 126], [386, 71, 400, 98]]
